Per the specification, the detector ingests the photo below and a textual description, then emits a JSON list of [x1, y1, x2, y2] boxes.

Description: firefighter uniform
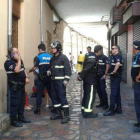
[[131, 51, 140, 132], [34, 52, 52, 114], [4, 58, 31, 127], [96, 54, 109, 110], [79, 52, 98, 118], [104, 53, 123, 116]]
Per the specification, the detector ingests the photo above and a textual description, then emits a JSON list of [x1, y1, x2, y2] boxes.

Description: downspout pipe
[[7, 0, 13, 113], [40, 0, 44, 44]]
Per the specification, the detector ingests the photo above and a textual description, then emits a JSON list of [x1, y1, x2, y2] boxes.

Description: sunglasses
[[111, 48, 116, 50]]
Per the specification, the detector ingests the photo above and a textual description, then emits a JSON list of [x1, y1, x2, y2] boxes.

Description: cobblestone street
[[0, 74, 140, 140]]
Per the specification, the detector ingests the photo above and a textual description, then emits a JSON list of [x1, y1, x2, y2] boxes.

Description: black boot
[[134, 122, 140, 127], [34, 105, 40, 115], [115, 106, 122, 114], [61, 107, 70, 124], [84, 113, 98, 118], [103, 106, 115, 116], [96, 100, 104, 108], [102, 100, 109, 110], [50, 107, 63, 120], [18, 115, 31, 123], [11, 116, 23, 127], [134, 126, 140, 132]]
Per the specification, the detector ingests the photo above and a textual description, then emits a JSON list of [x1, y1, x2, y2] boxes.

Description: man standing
[[104, 45, 123, 116], [4, 47, 31, 127], [131, 41, 140, 132], [29, 44, 52, 115], [78, 45, 103, 118], [96, 53, 109, 110], [49, 41, 71, 124], [85, 46, 91, 56]]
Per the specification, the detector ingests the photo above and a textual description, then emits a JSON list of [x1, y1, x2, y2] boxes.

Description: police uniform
[[50, 53, 71, 119], [96, 54, 109, 109], [4, 58, 30, 126], [34, 52, 52, 114], [79, 52, 98, 118], [131, 52, 140, 131], [104, 53, 123, 116]]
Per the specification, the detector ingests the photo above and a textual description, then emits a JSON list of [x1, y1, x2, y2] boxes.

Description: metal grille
[[119, 32, 127, 82], [133, 19, 140, 41], [12, 16, 18, 48]]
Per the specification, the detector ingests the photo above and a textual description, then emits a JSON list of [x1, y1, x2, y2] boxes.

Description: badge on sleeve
[[117, 59, 120, 62], [9, 65, 13, 70]]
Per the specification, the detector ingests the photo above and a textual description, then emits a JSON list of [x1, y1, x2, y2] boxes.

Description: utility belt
[[97, 71, 105, 77], [9, 81, 25, 92], [38, 72, 47, 81], [109, 72, 121, 80]]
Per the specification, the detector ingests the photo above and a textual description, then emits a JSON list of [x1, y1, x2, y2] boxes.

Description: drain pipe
[[40, 0, 44, 44], [7, 0, 12, 113]]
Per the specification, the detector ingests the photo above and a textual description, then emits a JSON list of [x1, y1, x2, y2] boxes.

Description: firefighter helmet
[[51, 41, 62, 52]]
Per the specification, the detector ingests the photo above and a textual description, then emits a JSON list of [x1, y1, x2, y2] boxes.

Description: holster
[[9, 81, 25, 92], [110, 72, 121, 80]]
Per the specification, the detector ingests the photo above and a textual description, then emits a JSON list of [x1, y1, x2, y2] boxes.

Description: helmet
[[50, 41, 62, 52]]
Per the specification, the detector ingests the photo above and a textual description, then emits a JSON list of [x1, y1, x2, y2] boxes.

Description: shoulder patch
[[9, 65, 13, 70]]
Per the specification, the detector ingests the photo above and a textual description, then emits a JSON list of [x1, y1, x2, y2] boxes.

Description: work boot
[[18, 115, 31, 123], [11, 116, 23, 127], [115, 106, 122, 114], [96, 100, 104, 108], [102, 100, 109, 110], [61, 107, 70, 124], [34, 105, 40, 115], [134, 126, 140, 132], [134, 122, 140, 127], [103, 106, 115, 116], [84, 113, 98, 118], [50, 107, 63, 120]]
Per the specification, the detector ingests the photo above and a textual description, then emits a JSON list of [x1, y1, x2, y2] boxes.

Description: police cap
[[132, 41, 140, 50]]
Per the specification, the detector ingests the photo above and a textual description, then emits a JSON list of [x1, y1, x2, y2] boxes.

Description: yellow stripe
[[65, 76, 70, 79], [84, 109, 92, 112], [88, 85, 93, 109], [63, 105, 69, 108], [81, 106, 84, 109], [54, 104, 61, 107], [55, 65, 64, 68], [55, 77, 65, 79]]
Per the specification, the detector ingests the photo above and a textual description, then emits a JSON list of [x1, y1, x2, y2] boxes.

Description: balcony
[[123, 1, 140, 24], [111, 21, 127, 36]]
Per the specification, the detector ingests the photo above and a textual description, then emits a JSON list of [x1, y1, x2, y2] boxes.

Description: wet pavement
[[0, 74, 140, 140]]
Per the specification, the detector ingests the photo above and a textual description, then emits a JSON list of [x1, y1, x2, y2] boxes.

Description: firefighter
[[78, 45, 103, 118], [96, 53, 109, 110], [4, 47, 31, 127], [104, 45, 123, 116], [131, 41, 140, 132], [29, 44, 52, 115], [85, 46, 91, 56], [49, 41, 71, 124]]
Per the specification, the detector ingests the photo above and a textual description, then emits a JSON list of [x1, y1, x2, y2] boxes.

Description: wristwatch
[[26, 76, 30, 79]]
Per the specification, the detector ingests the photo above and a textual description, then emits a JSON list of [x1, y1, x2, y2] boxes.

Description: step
[[0, 114, 10, 134]]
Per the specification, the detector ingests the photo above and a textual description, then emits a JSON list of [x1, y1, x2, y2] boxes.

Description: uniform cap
[[132, 41, 140, 49]]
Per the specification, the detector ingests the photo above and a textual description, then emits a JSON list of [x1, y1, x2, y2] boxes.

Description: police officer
[[29, 44, 52, 115], [104, 45, 123, 116], [96, 53, 109, 110], [85, 46, 91, 56], [49, 41, 71, 124], [131, 41, 140, 132], [4, 47, 31, 127], [78, 45, 103, 118]]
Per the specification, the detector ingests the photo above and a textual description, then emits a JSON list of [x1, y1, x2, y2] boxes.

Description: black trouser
[[36, 77, 51, 106], [82, 82, 96, 115], [9, 86, 25, 117]]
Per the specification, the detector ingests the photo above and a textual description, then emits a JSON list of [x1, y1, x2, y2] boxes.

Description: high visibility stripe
[[88, 85, 93, 109], [111, 63, 123, 66], [88, 56, 95, 59], [81, 106, 84, 109], [65, 76, 70, 79], [62, 105, 69, 108], [6, 68, 24, 74], [84, 109, 92, 112], [132, 65, 140, 67], [39, 62, 50, 65], [98, 63, 105, 65], [55, 77, 65, 79], [54, 104, 61, 107], [55, 65, 64, 68]]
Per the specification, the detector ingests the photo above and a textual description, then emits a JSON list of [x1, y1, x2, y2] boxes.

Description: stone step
[[0, 114, 10, 134]]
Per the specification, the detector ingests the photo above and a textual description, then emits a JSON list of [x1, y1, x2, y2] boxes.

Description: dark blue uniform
[[34, 52, 52, 106], [50, 53, 71, 108], [131, 52, 140, 124], [96, 54, 109, 104], [80, 52, 98, 115], [4, 59, 26, 117], [110, 53, 123, 108]]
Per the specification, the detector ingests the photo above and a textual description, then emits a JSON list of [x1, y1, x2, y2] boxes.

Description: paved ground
[[0, 74, 140, 140]]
